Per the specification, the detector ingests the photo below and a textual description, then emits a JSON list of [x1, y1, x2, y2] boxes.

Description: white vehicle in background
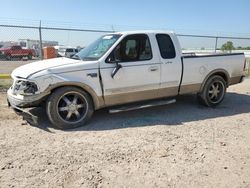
[[57, 46, 78, 58], [7, 30, 246, 129]]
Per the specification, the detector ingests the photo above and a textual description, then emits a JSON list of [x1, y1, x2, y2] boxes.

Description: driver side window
[[108, 34, 152, 63]]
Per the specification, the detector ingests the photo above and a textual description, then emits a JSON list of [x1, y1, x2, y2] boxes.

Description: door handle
[[164, 61, 173, 64], [87, 73, 98, 78], [149, 66, 159, 72]]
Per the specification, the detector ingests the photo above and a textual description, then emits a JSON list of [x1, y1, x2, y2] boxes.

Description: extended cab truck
[[0, 45, 35, 60], [7, 31, 246, 129]]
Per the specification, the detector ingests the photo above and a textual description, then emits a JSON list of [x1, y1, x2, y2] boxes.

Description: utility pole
[[215, 37, 218, 53], [39, 20, 43, 59]]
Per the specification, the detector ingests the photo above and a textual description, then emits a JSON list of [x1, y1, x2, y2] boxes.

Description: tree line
[[221, 41, 250, 52]]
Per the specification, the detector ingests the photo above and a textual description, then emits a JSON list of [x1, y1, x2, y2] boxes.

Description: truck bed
[[179, 53, 245, 94]]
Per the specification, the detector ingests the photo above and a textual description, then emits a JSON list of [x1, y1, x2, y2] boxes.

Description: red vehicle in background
[[0, 45, 35, 60]]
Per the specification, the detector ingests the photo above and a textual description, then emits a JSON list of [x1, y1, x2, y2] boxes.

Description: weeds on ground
[[0, 79, 12, 90], [245, 58, 250, 77]]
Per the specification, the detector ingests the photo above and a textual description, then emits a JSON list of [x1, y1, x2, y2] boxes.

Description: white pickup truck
[[7, 31, 246, 129]]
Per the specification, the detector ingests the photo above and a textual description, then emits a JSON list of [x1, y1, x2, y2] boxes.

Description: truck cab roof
[[113, 30, 175, 35]]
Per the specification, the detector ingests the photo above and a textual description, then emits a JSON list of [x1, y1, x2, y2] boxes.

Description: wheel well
[[211, 72, 228, 86], [200, 71, 229, 93]]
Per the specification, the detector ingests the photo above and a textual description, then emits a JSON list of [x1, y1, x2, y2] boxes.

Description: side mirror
[[106, 57, 118, 64], [111, 62, 122, 78], [106, 49, 120, 64]]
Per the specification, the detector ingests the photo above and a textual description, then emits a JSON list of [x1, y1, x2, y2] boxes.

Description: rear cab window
[[156, 34, 176, 59]]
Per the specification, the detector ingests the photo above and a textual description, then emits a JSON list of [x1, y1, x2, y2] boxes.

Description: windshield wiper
[[81, 57, 98, 61]]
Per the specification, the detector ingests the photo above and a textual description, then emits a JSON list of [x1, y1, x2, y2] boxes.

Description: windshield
[[74, 34, 121, 60]]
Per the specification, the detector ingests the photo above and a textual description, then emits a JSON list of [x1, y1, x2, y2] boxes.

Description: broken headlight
[[13, 80, 38, 95]]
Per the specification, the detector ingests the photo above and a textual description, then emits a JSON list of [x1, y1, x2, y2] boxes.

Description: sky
[[1, 0, 250, 48]]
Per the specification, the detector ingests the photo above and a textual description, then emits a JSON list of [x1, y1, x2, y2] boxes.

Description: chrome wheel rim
[[208, 80, 225, 104], [56, 92, 88, 123]]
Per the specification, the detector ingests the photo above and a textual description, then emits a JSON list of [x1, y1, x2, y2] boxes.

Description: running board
[[109, 99, 176, 113]]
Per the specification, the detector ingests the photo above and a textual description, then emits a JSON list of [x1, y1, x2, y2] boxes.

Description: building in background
[[18, 39, 59, 57], [0, 41, 18, 48], [19, 39, 58, 48]]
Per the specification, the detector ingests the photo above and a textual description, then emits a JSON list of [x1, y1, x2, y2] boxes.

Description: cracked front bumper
[[7, 88, 49, 108]]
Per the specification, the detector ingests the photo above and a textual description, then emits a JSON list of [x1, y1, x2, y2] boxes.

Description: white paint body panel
[[99, 33, 160, 97], [158, 33, 183, 91], [182, 54, 245, 86], [11, 57, 102, 97]]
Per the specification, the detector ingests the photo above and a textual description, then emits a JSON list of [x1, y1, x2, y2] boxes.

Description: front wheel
[[198, 75, 227, 107], [6, 54, 12, 61], [46, 87, 94, 129]]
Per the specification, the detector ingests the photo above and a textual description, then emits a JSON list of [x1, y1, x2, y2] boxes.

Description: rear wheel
[[46, 87, 94, 129], [27, 54, 32, 60], [198, 75, 227, 107]]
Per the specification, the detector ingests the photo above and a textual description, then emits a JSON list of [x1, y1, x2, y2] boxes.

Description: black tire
[[27, 54, 32, 60], [46, 87, 94, 129], [198, 75, 227, 107], [6, 54, 12, 61]]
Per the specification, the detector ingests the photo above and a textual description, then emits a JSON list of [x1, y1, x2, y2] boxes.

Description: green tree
[[221, 41, 235, 52]]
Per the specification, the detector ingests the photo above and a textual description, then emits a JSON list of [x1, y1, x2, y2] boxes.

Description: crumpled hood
[[12, 57, 79, 79]]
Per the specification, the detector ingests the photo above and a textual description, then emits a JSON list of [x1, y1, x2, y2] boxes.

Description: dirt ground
[[0, 79, 250, 188]]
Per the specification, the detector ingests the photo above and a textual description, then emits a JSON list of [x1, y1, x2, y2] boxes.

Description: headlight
[[13, 80, 38, 95]]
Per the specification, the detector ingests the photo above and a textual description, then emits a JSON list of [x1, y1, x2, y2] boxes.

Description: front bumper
[[7, 88, 49, 108], [7, 90, 40, 125]]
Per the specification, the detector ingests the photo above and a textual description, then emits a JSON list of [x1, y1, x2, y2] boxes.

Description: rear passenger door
[[156, 34, 182, 97], [100, 34, 161, 106]]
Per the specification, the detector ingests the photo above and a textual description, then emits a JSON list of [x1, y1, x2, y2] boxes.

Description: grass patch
[[0, 74, 11, 79], [0, 79, 12, 90], [246, 58, 250, 77], [246, 70, 250, 77]]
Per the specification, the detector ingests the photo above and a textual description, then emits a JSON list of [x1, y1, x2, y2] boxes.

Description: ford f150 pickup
[[7, 31, 246, 129], [0, 45, 35, 60]]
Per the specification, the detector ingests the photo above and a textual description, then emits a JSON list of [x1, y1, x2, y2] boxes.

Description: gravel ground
[[0, 79, 250, 188]]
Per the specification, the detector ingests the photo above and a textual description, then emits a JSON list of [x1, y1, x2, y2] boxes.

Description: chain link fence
[[0, 23, 112, 60], [0, 22, 249, 75]]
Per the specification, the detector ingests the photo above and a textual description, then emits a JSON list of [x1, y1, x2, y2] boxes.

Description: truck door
[[100, 34, 161, 106], [11, 46, 18, 57], [156, 34, 182, 97], [11, 46, 23, 57]]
